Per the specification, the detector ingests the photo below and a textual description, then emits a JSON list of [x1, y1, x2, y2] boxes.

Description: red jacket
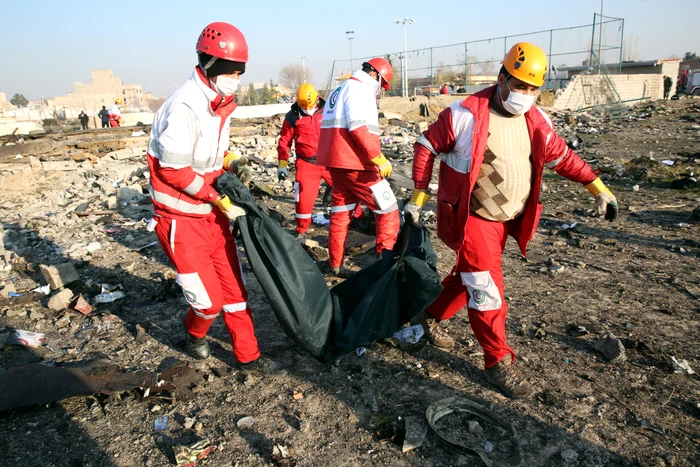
[[413, 85, 597, 254], [277, 99, 325, 163], [439, 86, 449, 95], [316, 70, 382, 171], [148, 68, 237, 220]]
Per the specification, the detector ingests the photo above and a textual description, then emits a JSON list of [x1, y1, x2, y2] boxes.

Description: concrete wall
[[553, 73, 667, 111], [378, 95, 465, 115]]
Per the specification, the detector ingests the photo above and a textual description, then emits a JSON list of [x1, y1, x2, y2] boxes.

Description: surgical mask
[[303, 107, 317, 115], [500, 80, 536, 116], [213, 75, 240, 97]]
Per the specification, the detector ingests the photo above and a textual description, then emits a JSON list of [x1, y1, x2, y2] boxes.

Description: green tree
[[10, 93, 28, 107], [260, 83, 276, 104], [684, 52, 698, 61], [246, 83, 260, 105]]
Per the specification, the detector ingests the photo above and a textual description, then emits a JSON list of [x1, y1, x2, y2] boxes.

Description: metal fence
[[326, 14, 624, 97]]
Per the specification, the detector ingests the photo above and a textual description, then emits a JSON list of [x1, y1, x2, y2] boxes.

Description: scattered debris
[[670, 356, 696, 375], [236, 416, 257, 428], [173, 439, 216, 467], [154, 415, 169, 431], [391, 324, 425, 344], [5, 329, 46, 348], [402, 415, 428, 453], [39, 263, 79, 290]]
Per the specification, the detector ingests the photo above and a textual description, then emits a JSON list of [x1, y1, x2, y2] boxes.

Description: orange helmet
[[502, 42, 548, 87], [364, 57, 393, 90], [297, 83, 318, 110]]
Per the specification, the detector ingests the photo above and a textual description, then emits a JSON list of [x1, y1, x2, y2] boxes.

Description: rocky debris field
[[0, 98, 699, 467]]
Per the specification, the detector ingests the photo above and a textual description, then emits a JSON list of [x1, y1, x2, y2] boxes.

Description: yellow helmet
[[296, 83, 318, 110], [502, 42, 548, 87], [115, 98, 123, 105]]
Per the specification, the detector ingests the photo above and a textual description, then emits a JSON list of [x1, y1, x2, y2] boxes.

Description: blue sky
[[0, 0, 696, 100]]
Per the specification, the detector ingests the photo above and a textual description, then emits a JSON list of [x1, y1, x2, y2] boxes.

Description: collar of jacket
[[193, 67, 238, 120], [350, 69, 378, 89]]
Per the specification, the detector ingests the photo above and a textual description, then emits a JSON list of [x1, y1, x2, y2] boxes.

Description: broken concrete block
[[592, 333, 627, 362], [41, 160, 77, 171], [0, 283, 16, 298], [29, 156, 42, 170], [379, 111, 402, 120], [117, 184, 144, 200], [48, 288, 74, 311], [107, 148, 136, 160], [414, 122, 428, 134], [107, 196, 118, 209], [40, 263, 80, 290]]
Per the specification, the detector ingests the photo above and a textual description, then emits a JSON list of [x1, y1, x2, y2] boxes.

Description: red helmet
[[196, 22, 248, 63], [365, 57, 393, 90]]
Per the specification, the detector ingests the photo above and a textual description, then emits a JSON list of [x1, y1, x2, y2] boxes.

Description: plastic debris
[[402, 415, 428, 452], [355, 347, 366, 356], [560, 222, 578, 230], [72, 294, 92, 315], [8, 292, 23, 297], [671, 356, 695, 375], [173, 439, 217, 467], [94, 291, 126, 303], [484, 441, 494, 453], [312, 213, 330, 225], [660, 160, 675, 166], [132, 131, 146, 137], [31, 284, 51, 295], [391, 324, 425, 344], [7, 329, 45, 348], [154, 415, 169, 431], [271, 444, 290, 461]]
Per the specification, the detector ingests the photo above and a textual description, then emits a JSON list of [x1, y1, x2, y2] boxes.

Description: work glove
[[404, 189, 431, 223], [585, 178, 618, 222], [371, 154, 392, 178], [223, 151, 253, 186], [277, 160, 289, 181], [214, 195, 245, 221]]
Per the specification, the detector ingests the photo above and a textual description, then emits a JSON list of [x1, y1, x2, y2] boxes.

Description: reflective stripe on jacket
[[412, 85, 597, 254], [147, 67, 237, 219]]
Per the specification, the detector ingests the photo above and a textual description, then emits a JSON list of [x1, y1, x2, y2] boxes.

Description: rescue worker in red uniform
[[406, 43, 618, 398], [107, 98, 122, 127], [316, 58, 399, 275], [147, 22, 286, 376], [277, 83, 331, 241]]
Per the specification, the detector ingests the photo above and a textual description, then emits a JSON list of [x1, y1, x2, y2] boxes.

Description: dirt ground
[[0, 98, 699, 467]]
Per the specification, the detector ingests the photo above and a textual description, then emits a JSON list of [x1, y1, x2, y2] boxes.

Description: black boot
[[183, 319, 210, 359], [241, 356, 288, 377]]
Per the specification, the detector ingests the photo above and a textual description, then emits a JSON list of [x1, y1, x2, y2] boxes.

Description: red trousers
[[294, 158, 332, 234], [427, 214, 514, 369], [108, 116, 120, 127], [328, 168, 400, 269], [154, 212, 260, 363]]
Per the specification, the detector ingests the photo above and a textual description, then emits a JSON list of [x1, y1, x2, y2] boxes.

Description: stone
[[107, 196, 118, 209], [29, 156, 42, 170], [29, 309, 45, 320], [107, 148, 137, 160], [592, 333, 627, 362], [117, 184, 144, 201], [561, 449, 579, 463], [468, 420, 483, 434], [0, 283, 16, 298], [40, 263, 80, 290], [6, 308, 25, 318], [48, 288, 74, 311], [414, 122, 428, 134]]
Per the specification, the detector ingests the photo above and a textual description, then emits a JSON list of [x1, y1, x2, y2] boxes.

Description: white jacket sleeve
[[157, 104, 199, 169]]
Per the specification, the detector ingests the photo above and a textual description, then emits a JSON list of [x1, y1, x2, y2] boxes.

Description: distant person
[[107, 98, 122, 127], [276, 83, 330, 242], [439, 84, 449, 95], [448, 84, 455, 95], [456, 86, 466, 93], [98, 106, 109, 128], [663, 75, 673, 100], [78, 110, 89, 130]]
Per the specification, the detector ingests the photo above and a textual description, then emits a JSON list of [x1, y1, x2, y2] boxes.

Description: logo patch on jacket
[[328, 87, 341, 109]]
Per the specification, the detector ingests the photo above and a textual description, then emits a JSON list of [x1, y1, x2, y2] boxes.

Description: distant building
[[0, 92, 16, 110], [52, 69, 154, 111], [558, 58, 680, 80]]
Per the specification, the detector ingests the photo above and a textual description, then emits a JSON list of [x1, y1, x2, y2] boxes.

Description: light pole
[[346, 31, 354, 71], [297, 56, 310, 83], [394, 19, 415, 97]]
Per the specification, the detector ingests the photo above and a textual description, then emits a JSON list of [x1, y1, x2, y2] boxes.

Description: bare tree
[[279, 64, 311, 90]]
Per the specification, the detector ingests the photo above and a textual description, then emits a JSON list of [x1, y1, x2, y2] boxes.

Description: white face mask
[[500, 80, 536, 116], [303, 107, 317, 115], [213, 75, 240, 97]]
